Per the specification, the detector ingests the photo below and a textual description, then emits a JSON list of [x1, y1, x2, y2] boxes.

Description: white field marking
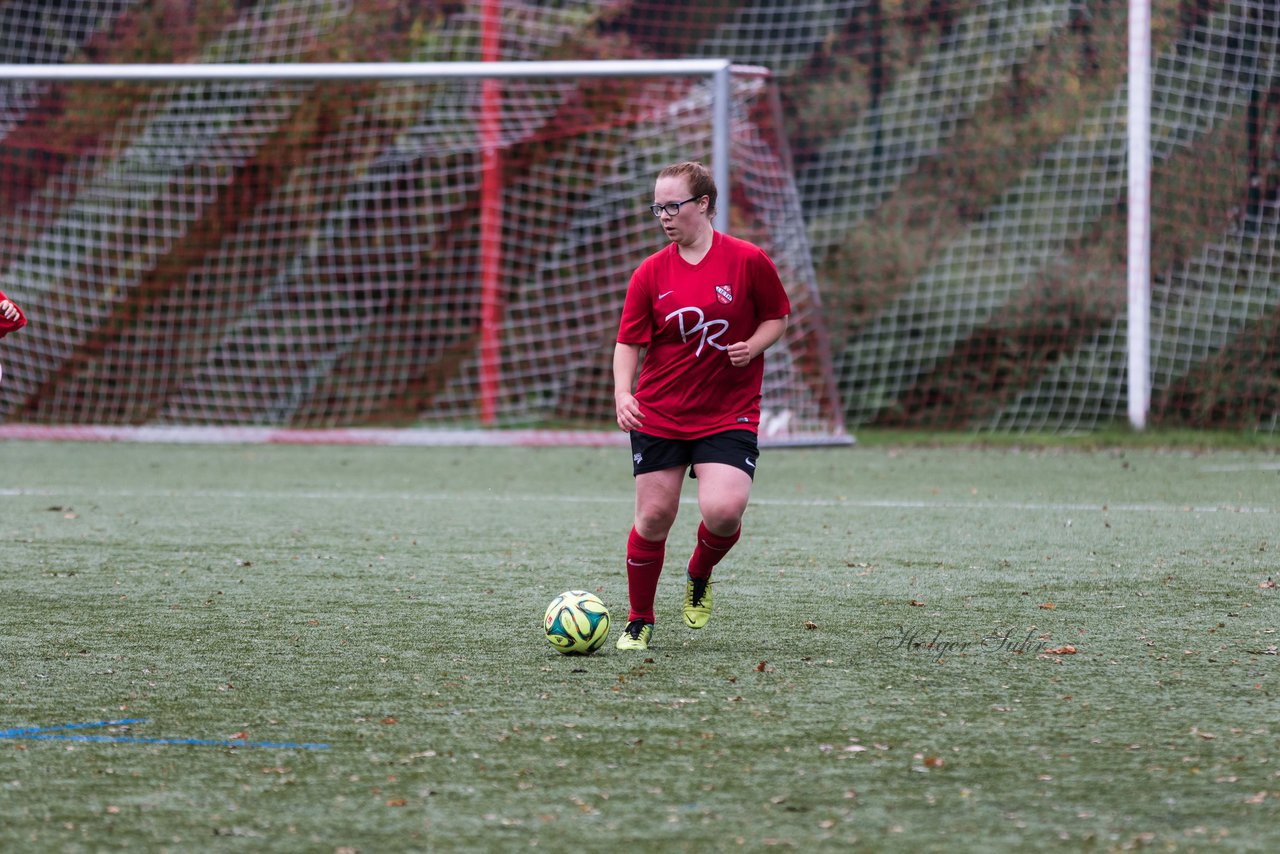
[[1198, 462, 1280, 472], [754, 498, 1277, 513], [0, 487, 1274, 514]]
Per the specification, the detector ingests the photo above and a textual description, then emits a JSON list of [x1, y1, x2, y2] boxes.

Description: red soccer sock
[[687, 521, 740, 580], [624, 527, 666, 624]]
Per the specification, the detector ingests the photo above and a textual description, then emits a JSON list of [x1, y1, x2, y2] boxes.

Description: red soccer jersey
[[617, 231, 790, 439]]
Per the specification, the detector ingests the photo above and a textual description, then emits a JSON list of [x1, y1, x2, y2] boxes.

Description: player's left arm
[[727, 315, 788, 368]]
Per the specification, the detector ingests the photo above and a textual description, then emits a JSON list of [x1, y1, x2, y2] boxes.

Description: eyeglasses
[[649, 195, 703, 218]]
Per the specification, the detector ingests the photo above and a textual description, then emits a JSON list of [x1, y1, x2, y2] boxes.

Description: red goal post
[[0, 59, 848, 447]]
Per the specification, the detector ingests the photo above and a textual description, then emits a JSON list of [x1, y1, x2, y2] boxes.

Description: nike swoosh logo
[[745, 458, 756, 468], [627, 559, 655, 567], [658, 291, 674, 300]]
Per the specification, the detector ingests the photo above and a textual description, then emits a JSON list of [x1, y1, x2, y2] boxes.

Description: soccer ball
[[543, 590, 610, 655]]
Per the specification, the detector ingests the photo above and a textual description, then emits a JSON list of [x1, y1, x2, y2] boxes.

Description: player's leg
[[683, 431, 758, 628], [633, 464, 684, 542], [618, 466, 683, 649], [692, 461, 753, 538], [619, 431, 691, 650]]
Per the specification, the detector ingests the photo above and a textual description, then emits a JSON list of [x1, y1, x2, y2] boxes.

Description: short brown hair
[[658, 161, 717, 218]]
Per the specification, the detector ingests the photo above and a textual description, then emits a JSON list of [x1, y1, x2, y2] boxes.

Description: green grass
[[1, 439, 1277, 852]]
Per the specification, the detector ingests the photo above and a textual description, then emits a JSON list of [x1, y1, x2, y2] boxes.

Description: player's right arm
[[613, 342, 645, 432], [615, 260, 658, 433]]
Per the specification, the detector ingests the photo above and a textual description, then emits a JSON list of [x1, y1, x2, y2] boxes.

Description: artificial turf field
[[0, 436, 1276, 853]]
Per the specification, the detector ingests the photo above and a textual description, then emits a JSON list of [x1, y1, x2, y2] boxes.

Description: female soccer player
[[612, 161, 790, 650]]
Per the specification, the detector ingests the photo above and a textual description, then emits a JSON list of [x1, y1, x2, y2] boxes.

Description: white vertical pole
[[712, 63, 731, 232], [1127, 0, 1152, 430]]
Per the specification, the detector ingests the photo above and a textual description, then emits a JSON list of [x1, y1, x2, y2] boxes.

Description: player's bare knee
[[700, 505, 744, 537], [634, 506, 678, 540]]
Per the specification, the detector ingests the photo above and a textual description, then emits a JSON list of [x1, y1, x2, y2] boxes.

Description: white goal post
[[1126, 0, 1151, 431]]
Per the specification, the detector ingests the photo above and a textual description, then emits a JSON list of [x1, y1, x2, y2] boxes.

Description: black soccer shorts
[[629, 429, 759, 480]]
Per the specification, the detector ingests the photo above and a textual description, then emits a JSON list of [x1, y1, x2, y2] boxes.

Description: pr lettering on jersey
[[665, 307, 729, 356], [715, 283, 734, 304]]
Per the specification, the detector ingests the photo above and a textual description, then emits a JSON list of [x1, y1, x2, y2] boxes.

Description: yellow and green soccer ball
[[543, 590, 610, 655]]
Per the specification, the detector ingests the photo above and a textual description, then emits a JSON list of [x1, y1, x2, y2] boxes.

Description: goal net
[[784, 0, 1279, 433], [2, 1, 1276, 437], [0, 59, 847, 445]]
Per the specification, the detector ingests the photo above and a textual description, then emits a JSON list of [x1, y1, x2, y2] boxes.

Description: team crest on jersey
[[715, 283, 733, 304]]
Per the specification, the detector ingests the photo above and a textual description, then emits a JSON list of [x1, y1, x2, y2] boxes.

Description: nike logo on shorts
[[745, 458, 756, 468]]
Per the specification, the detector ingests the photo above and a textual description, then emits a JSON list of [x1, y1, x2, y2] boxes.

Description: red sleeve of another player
[[752, 249, 791, 320], [0, 289, 27, 339], [616, 262, 654, 346]]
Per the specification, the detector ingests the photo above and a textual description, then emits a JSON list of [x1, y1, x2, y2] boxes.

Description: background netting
[[1, 1, 1277, 435]]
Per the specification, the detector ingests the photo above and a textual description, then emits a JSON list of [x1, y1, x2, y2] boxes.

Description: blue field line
[[0, 718, 328, 750], [0, 718, 149, 738]]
